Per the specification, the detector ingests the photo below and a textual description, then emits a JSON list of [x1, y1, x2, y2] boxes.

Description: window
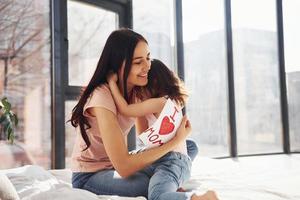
[[68, 1, 118, 86], [0, 0, 51, 169], [133, 0, 176, 71], [283, 0, 300, 152], [65, 101, 77, 168], [182, 0, 229, 157], [231, 0, 282, 154]]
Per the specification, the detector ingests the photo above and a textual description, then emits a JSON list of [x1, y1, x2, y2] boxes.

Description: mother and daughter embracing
[[70, 28, 219, 200]]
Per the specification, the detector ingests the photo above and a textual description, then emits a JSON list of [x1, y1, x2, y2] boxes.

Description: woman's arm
[[108, 74, 166, 117], [90, 106, 191, 178]]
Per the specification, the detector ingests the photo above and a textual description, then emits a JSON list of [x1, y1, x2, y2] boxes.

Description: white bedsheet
[[1, 154, 300, 200], [189, 154, 300, 200], [0, 165, 145, 200]]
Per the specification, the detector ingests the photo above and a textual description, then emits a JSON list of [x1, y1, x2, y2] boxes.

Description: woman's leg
[[186, 139, 199, 161], [72, 172, 94, 189], [81, 168, 152, 197]]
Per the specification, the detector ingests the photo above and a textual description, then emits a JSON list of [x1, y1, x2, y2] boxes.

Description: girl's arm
[[90, 106, 191, 178], [135, 116, 148, 135], [108, 74, 166, 117]]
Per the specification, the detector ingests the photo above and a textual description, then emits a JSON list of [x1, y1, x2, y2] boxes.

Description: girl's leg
[[186, 139, 199, 161], [176, 140, 198, 192], [81, 169, 152, 197], [148, 153, 192, 200], [148, 166, 189, 200], [148, 168, 219, 200]]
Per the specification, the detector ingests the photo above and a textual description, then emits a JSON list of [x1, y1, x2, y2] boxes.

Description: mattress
[[1, 154, 299, 200]]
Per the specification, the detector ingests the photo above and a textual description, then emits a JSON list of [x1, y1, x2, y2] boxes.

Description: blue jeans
[[73, 152, 191, 200], [147, 152, 192, 200], [72, 168, 150, 197], [72, 140, 198, 199], [186, 139, 198, 161]]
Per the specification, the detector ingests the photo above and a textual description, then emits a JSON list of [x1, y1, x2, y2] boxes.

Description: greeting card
[[138, 98, 183, 149]]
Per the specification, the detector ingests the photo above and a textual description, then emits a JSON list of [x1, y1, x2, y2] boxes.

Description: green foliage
[[0, 97, 18, 144]]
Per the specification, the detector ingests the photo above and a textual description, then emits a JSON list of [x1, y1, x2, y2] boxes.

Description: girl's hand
[[107, 72, 118, 84], [174, 115, 191, 142]]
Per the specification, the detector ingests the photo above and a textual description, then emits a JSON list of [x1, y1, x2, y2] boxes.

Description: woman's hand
[[173, 115, 192, 143], [107, 72, 118, 84]]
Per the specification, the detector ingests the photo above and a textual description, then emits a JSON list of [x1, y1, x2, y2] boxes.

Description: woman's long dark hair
[[137, 59, 188, 106], [70, 28, 147, 150]]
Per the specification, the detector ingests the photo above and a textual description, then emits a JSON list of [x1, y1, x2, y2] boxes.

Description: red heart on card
[[159, 116, 175, 135]]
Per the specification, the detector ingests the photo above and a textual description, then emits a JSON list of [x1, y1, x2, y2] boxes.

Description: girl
[[107, 59, 217, 200], [71, 29, 218, 200]]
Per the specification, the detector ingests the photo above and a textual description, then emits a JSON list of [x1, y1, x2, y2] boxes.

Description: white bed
[[1, 154, 299, 200]]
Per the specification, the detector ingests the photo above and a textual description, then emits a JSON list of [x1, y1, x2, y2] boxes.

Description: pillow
[[4, 165, 60, 199], [0, 174, 20, 200]]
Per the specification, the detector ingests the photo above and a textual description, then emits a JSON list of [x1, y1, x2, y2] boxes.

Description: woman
[[70, 28, 218, 200]]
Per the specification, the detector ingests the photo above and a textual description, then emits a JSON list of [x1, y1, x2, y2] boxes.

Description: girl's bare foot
[[177, 187, 186, 192], [191, 190, 219, 200]]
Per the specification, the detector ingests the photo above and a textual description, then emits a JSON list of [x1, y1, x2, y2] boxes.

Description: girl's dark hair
[[70, 28, 147, 150], [137, 59, 188, 106]]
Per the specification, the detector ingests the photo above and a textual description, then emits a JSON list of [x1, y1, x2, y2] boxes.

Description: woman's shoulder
[[91, 84, 113, 99], [94, 83, 110, 93], [84, 84, 116, 114], [91, 83, 115, 98]]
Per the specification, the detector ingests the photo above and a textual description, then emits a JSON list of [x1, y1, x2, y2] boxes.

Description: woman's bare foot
[[191, 190, 219, 200]]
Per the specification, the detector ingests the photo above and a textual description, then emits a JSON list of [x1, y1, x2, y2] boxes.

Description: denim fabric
[[147, 152, 192, 200], [186, 139, 199, 161], [72, 169, 151, 197], [72, 172, 94, 189], [72, 143, 196, 199]]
